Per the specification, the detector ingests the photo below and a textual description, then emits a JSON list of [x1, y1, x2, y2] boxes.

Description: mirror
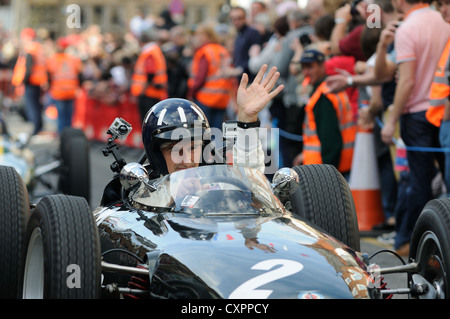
[[119, 163, 150, 191], [271, 167, 300, 198]]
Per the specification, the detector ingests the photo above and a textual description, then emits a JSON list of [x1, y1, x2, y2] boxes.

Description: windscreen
[[131, 165, 285, 216]]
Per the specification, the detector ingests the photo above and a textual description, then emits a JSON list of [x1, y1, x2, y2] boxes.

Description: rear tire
[[289, 164, 360, 251], [22, 195, 101, 298], [59, 128, 91, 203]]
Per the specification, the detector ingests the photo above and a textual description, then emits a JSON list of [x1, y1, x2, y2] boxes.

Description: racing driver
[[141, 64, 284, 178]]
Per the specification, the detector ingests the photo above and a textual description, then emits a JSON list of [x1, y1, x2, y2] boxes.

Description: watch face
[[347, 77, 353, 86]]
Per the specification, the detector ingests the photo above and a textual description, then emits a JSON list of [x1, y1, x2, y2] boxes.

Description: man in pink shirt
[[381, 0, 450, 256]]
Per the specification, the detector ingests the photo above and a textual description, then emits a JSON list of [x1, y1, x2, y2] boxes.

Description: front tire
[[23, 195, 101, 298], [288, 164, 360, 251], [0, 165, 30, 298]]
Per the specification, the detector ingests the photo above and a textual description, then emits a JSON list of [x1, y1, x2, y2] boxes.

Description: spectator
[[327, 1, 407, 240], [130, 28, 169, 122], [288, 14, 337, 111], [293, 49, 356, 179], [330, 0, 373, 63], [305, 0, 328, 24], [164, 25, 192, 99], [46, 37, 83, 134], [314, 13, 359, 118], [360, 24, 399, 232], [228, 6, 263, 82], [275, 0, 300, 17], [11, 28, 48, 135], [252, 13, 273, 47], [272, 8, 314, 167], [187, 22, 235, 131], [248, 15, 290, 129], [248, 15, 289, 76], [129, 9, 154, 40], [155, 9, 177, 31], [427, 0, 450, 197], [250, 1, 268, 26], [437, 0, 450, 22], [381, 0, 450, 256]]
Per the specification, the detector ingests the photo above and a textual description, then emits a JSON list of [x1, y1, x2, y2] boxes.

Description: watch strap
[[237, 120, 260, 129]]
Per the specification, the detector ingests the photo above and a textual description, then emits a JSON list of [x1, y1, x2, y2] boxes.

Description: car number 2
[[229, 259, 304, 299]]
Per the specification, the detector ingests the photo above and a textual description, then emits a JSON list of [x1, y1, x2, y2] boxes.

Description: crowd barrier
[[72, 89, 143, 149], [0, 69, 23, 102]]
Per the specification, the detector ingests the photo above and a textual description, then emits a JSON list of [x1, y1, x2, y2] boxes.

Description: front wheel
[[0, 165, 30, 298], [409, 198, 450, 299], [288, 164, 360, 251], [23, 195, 101, 298]]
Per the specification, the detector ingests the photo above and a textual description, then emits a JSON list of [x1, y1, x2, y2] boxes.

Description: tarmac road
[[8, 112, 410, 299]]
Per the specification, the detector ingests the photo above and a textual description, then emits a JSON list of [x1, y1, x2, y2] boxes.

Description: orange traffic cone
[[348, 127, 385, 232]]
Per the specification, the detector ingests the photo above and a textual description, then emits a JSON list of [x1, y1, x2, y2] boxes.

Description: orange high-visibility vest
[[188, 43, 234, 109], [46, 53, 81, 100], [12, 41, 47, 87], [303, 81, 356, 173], [131, 43, 168, 100], [427, 37, 450, 127]]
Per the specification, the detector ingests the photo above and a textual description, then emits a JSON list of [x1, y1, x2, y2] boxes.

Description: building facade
[[9, 0, 228, 37]]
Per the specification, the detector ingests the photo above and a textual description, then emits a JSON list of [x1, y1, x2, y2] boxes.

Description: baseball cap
[[300, 49, 325, 64]]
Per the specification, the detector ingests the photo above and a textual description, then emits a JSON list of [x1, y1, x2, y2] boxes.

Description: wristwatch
[[346, 76, 354, 87], [237, 120, 260, 129]]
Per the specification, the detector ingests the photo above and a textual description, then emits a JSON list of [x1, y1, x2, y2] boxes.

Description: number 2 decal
[[229, 259, 304, 299]]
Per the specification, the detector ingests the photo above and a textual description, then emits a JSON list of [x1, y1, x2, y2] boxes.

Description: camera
[[108, 117, 132, 140]]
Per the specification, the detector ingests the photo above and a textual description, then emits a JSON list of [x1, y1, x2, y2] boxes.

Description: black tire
[[0, 165, 30, 298], [60, 127, 86, 148], [288, 164, 360, 251], [409, 198, 450, 299], [22, 195, 101, 298], [59, 128, 91, 203]]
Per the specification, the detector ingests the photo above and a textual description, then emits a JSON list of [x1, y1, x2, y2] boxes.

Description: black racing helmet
[[142, 98, 210, 176]]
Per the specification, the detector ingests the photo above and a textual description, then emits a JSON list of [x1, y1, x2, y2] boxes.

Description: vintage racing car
[[1, 118, 449, 299], [0, 117, 90, 203]]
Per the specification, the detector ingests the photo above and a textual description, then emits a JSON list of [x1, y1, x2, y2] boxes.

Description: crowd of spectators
[[1, 0, 449, 256]]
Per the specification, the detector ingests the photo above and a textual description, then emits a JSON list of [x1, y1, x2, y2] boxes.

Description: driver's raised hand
[[236, 64, 284, 123]]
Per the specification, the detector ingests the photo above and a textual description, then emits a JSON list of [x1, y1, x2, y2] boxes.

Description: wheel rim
[[23, 227, 45, 299], [416, 231, 446, 299]]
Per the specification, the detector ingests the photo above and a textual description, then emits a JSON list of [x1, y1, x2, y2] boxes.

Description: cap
[[300, 49, 325, 64]]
